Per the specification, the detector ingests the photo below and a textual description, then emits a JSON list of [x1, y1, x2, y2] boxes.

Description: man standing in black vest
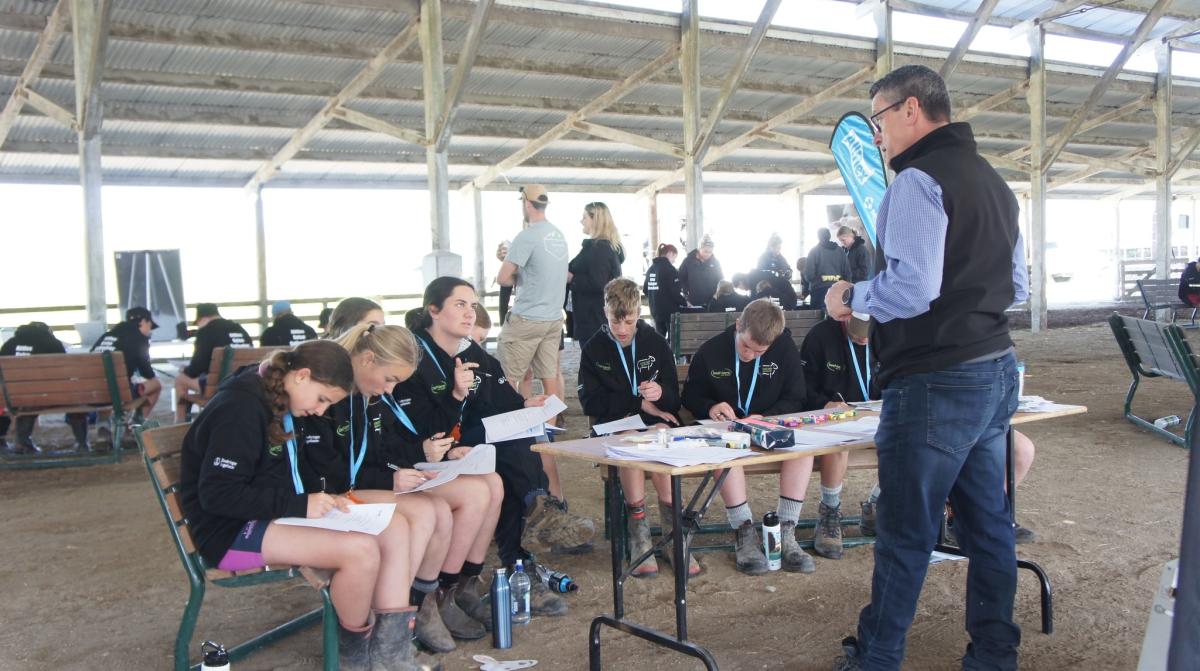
[[826, 65, 1028, 671]]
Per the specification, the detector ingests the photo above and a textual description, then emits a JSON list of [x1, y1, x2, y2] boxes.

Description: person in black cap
[[174, 303, 252, 421], [91, 307, 164, 412], [260, 300, 317, 347], [1, 322, 90, 454]]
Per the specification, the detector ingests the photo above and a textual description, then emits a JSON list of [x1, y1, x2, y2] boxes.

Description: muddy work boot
[[859, 500, 877, 537], [812, 503, 844, 560], [780, 521, 815, 573], [454, 575, 492, 631], [522, 494, 595, 555], [528, 573, 568, 616], [656, 500, 701, 577], [413, 594, 455, 653], [627, 513, 659, 578], [733, 520, 769, 576], [370, 608, 442, 671], [436, 585, 486, 641], [337, 615, 374, 671], [832, 636, 864, 671]]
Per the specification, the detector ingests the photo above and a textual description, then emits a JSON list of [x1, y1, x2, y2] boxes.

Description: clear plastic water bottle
[[510, 560, 531, 626], [1154, 415, 1181, 429]]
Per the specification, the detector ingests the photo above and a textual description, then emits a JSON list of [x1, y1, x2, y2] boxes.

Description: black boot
[[67, 414, 90, 452], [14, 416, 40, 454], [369, 608, 442, 671], [337, 615, 374, 671]]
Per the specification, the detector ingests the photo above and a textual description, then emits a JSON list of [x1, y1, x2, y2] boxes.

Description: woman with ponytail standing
[[178, 340, 439, 671], [568, 202, 625, 344], [301, 322, 503, 651], [644, 243, 686, 337]]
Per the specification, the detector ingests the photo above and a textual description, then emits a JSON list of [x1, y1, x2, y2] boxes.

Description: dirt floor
[[0, 307, 1191, 671]]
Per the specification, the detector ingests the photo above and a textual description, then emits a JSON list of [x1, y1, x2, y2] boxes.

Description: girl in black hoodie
[[299, 322, 502, 652], [643, 244, 686, 336], [179, 340, 437, 671]]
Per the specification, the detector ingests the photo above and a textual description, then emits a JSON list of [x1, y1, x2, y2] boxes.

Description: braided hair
[[260, 340, 353, 445]]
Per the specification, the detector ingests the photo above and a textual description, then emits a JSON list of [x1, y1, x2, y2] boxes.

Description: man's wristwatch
[[841, 286, 854, 307]]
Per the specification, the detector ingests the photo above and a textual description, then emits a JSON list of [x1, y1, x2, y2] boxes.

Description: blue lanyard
[[733, 338, 760, 417], [609, 332, 637, 396], [847, 336, 871, 402], [281, 412, 305, 495], [347, 394, 368, 489], [417, 336, 468, 412], [380, 393, 418, 435]]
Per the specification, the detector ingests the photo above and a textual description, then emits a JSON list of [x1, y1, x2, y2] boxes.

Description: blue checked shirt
[[850, 168, 1028, 323]]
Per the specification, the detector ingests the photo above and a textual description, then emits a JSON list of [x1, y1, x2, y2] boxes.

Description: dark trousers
[[856, 352, 1020, 670], [493, 436, 549, 566], [499, 286, 513, 326], [810, 285, 831, 311]]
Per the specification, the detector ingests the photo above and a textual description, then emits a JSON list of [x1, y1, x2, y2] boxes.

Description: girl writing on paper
[[178, 340, 438, 671]]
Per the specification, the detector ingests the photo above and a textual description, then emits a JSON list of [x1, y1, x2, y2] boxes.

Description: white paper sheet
[[784, 430, 857, 449], [402, 445, 496, 493], [605, 442, 756, 467], [276, 503, 396, 535], [1018, 396, 1080, 414], [592, 415, 649, 436], [482, 395, 569, 442]]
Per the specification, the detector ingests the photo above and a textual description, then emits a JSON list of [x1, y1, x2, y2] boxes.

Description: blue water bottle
[[489, 567, 512, 649]]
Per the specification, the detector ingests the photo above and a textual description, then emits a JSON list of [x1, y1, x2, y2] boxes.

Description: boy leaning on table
[[577, 278, 701, 578]]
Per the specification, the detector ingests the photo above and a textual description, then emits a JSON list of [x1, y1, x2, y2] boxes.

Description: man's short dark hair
[[868, 64, 951, 123]]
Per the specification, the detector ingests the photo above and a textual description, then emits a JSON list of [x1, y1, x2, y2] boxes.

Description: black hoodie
[[392, 329, 527, 450], [260, 313, 318, 347], [183, 318, 253, 378], [678, 249, 723, 306], [799, 318, 879, 409], [644, 256, 687, 335], [295, 392, 420, 494], [846, 236, 872, 283], [803, 240, 851, 292], [682, 325, 807, 420], [569, 239, 625, 344], [179, 366, 309, 566], [91, 320, 155, 379], [578, 321, 680, 427], [1180, 262, 1200, 304], [2, 322, 66, 357]]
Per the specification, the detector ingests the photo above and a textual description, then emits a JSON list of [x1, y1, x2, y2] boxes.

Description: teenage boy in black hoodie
[[175, 302, 253, 421], [394, 277, 594, 617], [260, 300, 318, 346], [802, 228, 851, 309], [91, 307, 164, 447], [578, 278, 701, 578], [682, 298, 816, 576], [1, 322, 90, 453]]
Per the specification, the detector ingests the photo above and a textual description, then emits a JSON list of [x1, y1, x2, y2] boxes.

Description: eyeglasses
[[868, 99, 905, 132]]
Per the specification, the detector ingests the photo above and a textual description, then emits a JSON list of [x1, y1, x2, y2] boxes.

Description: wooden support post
[[681, 0, 703, 252], [1027, 25, 1048, 332], [253, 186, 269, 331], [873, 0, 893, 79], [649, 192, 660, 252], [1155, 43, 1173, 282], [421, 0, 450, 252], [72, 0, 111, 324]]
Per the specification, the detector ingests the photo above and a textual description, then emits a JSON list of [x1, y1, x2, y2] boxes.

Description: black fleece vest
[[872, 122, 1019, 385]]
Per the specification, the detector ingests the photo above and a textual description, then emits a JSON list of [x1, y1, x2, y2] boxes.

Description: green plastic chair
[[136, 422, 338, 670]]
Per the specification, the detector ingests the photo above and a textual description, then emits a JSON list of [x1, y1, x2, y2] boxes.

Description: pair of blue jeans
[[855, 352, 1021, 670]]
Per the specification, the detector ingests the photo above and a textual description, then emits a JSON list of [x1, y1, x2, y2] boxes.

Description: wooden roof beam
[[0, 0, 69, 150]]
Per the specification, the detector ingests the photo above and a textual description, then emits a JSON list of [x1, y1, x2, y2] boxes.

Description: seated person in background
[[752, 279, 782, 306], [174, 303, 253, 421], [328, 297, 385, 339], [1, 321, 90, 454], [798, 313, 878, 559], [259, 300, 317, 346], [317, 306, 334, 338], [579, 278, 700, 578], [1179, 256, 1200, 307], [91, 307, 164, 442], [708, 280, 750, 313], [682, 299, 816, 575], [471, 303, 491, 346]]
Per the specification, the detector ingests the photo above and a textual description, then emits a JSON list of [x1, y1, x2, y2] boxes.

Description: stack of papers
[[483, 396, 568, 442], [1018, 396, 1079, 413], [592, 415, 648, 435], [277, 503, 396, 535], [848, 400, 884, 412], [404, 444, 496, 493], [605, 441, 756, 467], [783, 416, 879, 450]]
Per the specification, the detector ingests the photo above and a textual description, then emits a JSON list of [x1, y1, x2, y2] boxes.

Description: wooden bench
[[0, 351, 144, 469], [181, 346, 284, 409], [136, 422, 337, 671], [1137, 278, 1198, 326], [669, 309, 825, 361], [1109, 313, 1199, 448]]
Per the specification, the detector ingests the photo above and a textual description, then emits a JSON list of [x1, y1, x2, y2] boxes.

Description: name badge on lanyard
[[281, 412, 305, 495], [609, 332, 637, 396], [347, 394, 369, 489], [733, 338, 761, 417], [847, 337, 870, 402], [418, 337, 468, 414]]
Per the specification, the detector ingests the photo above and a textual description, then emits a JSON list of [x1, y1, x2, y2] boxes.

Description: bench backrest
[[0, 351, 135, 414], [670, 309, 825, 360], [1137, 279, 1183, 309], [139, 423, 204, 567], [202, 346, 285, 401], [1109, 314, 1200, 390]]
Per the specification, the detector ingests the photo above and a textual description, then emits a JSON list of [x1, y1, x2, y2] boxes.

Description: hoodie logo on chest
[[710, 368, 732, 379], [470, 375, 482, 393], [431, 381, 448, 394], [305, 435, 322, 444], [637, 356, 655, 372], [336, 422, 350, 437], [372, 416, 382, 433], [267, 445, 283, 457], [597, 362, 612, 372], [760, 362, 779, 378], [826, 362, 843, 373]]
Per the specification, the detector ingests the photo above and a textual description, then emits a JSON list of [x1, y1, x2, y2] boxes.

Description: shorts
[[498, 314, 563, 381], [217, 519, 269, 572]]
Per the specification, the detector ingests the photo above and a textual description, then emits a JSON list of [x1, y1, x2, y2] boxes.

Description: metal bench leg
[[322, 586, 339, 671], [1017, 558, 1054, 634], [175, 574, 205, 671]]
